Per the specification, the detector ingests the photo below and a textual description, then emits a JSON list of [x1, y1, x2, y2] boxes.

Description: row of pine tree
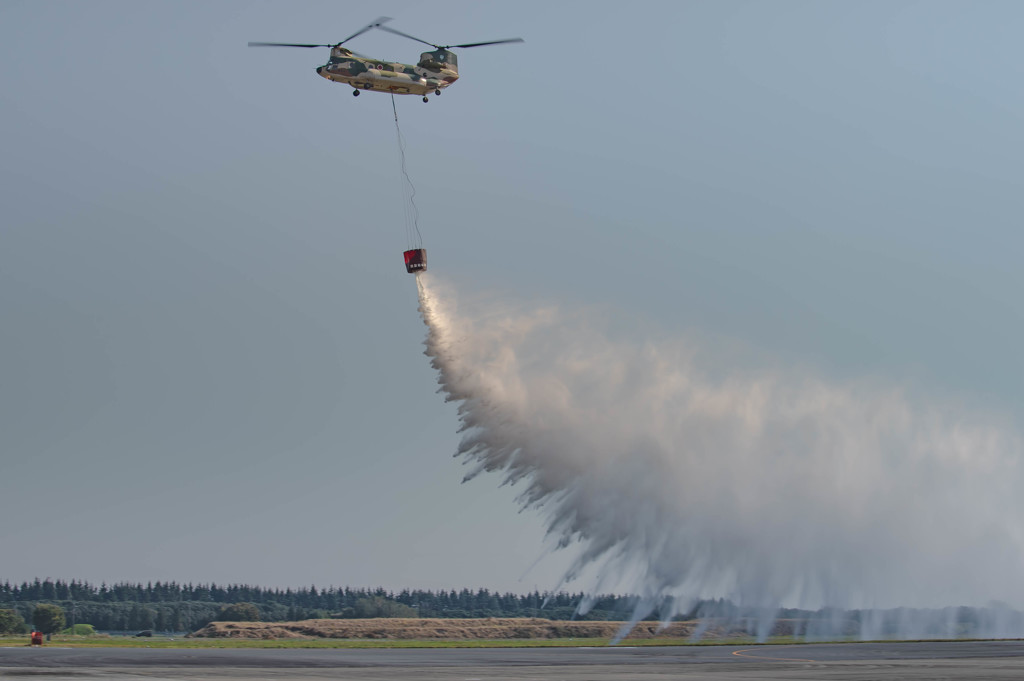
[[1, 578, 645, 631]]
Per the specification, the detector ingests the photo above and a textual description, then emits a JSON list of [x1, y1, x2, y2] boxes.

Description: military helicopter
[[249, 17, 523, 102]]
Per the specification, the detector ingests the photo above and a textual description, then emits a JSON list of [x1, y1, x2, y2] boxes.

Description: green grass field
[[0, 634, 770, 649], [3, 634, 1013, 649]]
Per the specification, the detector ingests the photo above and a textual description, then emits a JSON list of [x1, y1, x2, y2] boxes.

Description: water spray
[[416, 274, 1024, 641]]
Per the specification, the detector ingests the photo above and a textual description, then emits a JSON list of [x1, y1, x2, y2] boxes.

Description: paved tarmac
[[2, 640, 1024, 680]]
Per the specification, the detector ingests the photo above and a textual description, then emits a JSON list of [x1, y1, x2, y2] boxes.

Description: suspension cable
[[391, 94, 422, 250]]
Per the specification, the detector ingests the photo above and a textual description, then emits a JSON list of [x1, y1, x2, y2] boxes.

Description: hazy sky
[[2, 0, 1022, 595]]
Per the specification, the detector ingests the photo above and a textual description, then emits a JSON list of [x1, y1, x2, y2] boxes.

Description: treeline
[[1, 579, 640, 632], [6, 579, 1023, 640]]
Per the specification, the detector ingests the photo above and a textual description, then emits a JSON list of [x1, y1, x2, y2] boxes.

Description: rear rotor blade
[[338, 16, 392, 45], [446, 38, 525, 49], [376, 24, 439, 48], [248, 42, 332, 48]]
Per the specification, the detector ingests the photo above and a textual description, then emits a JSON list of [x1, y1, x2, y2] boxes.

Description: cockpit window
[[419, 50, 457, 69]]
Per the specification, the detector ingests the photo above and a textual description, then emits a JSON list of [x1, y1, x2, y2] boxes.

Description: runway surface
[[3, 640, 1024, 679]]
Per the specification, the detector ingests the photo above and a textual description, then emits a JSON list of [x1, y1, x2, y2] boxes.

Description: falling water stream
[[416, 273, 1024, 640]]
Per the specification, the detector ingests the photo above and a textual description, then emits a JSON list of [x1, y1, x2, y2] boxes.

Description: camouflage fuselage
[[316, 47, 459, 95]]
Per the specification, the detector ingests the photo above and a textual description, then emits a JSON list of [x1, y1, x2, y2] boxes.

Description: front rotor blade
[[338, 16, 392, 45], [248, 42, 332, 48], [376, 24, 438, 48], [447, 38, 524, 49]]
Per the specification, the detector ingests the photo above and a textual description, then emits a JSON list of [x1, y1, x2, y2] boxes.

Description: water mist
[[416, 274, 1024, 641]]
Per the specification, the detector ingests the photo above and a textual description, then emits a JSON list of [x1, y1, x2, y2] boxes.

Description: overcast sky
[[2, 0, 1022, 594]]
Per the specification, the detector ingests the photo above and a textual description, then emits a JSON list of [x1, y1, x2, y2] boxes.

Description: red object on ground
[[30, 631, 43, 646], [404, 248, 427, 273]]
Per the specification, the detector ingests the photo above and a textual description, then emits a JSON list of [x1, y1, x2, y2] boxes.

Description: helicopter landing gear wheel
[[352, 89, 360, 96], [434, 89, 441, 96], [422, 96, 429, 103]]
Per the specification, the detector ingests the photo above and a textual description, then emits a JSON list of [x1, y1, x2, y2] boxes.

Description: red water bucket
[[403, 248, 427, 273]]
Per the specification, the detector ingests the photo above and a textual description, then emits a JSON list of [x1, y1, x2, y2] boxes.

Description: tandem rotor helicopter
[[249, 17, 523, 102]]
